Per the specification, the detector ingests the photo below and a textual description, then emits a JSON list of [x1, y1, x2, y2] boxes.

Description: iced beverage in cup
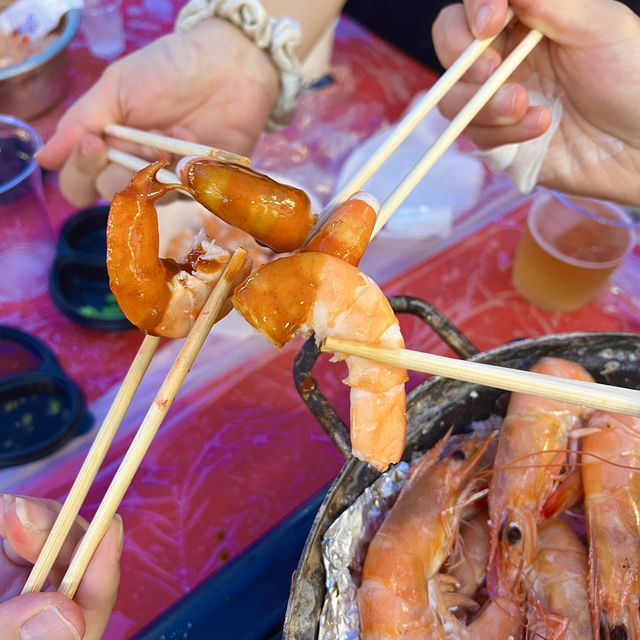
[[512, 190, 635, 312], [81, 0, 125, 59]]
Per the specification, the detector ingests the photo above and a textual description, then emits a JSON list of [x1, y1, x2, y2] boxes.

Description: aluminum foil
[[319, 461, 411, 639], [318, 417, 503, 640]]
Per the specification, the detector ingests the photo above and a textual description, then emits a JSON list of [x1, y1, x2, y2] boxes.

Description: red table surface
[[3, 3, 640, 639]]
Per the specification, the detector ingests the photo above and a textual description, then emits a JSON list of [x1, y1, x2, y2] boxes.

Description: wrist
[[176, 0, 303, 130]]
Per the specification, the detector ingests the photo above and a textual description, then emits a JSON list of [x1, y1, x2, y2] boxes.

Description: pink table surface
[[3, 3, 640, 639]]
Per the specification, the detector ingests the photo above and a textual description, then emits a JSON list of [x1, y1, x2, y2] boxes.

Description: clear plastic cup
[[81, 0, 126, 59], [512, 189, 636, 312], [0, 115, 55, 303]]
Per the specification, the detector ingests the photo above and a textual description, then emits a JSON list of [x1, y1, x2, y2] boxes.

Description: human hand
[[432, 0, 640, 205], [0, 494, 122, 640], [36, 18, 279, 207]]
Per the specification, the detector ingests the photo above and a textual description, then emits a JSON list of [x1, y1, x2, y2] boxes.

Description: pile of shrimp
[[106, 157, 407, 472], [357, 356, 640, 640]]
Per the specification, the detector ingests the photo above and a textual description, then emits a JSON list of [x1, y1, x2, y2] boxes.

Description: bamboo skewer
[[371, 27, 543, 238], [309, 9, 515, 237], [57, 248, 248, 599], [321, 337, 640, 417], [22, 335, 161, 594], [104, 123, 251, 167]]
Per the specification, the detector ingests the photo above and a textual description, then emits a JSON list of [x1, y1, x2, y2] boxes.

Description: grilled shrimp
[[232, 249, 407, 471], [488, 358, 595, 598], [357, 431, 492, 638], [527, 518, 592, 640], [106, 160, 252, 337], [582, 411, 640, 640], [177, 156, 316, 252]]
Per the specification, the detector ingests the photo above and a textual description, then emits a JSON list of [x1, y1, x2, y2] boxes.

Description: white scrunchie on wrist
[[175, 0, 303, 131]]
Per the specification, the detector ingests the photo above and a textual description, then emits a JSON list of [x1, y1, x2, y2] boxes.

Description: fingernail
[[475, 4, 495, 36], [21, 606, 81, 640], [15, 497, 52, 532], [115, 513, 124, 558], [0, 494, 12, 531]]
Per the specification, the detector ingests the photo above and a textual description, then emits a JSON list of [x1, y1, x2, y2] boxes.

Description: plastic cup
[[0, 115, 55, 303], [81, 0, 126, 60], [512, 189, 636, 312]]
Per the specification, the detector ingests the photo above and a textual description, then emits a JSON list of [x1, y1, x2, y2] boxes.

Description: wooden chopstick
[[22, 335, 161, 594], [310, 9, 515, 237], [56, 247, 248, 599], [321, 337, 640, 417], [104, 123, 251, 167], [371, 27, 543, 238], [106, 147, 179, 183]]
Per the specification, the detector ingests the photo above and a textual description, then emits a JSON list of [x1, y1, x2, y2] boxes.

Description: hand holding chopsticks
[[321, 337, 640, 418]]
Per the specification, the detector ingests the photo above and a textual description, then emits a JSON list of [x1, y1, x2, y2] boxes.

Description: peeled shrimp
[[106, 160, 252, 338], [357, 431, 491, 638], [582, 411, 640, 640], [177, 156, 316, 252], [487, 357, 594, 599], [232, 248, 406, 471], [527, 518, 592, 640]]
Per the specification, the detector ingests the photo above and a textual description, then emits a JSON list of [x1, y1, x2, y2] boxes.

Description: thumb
[[0, 592, 85, 640]]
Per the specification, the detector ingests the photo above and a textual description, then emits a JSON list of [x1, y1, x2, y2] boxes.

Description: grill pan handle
[[292, 295, 478, 460]]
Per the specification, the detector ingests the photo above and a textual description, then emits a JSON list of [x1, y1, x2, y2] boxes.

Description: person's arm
[[262, 0, 344, 59]]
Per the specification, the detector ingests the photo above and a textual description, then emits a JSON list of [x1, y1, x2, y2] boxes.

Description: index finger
[[36, 66, 123, 172]]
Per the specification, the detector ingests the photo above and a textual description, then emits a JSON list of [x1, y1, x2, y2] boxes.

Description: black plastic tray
[[0, 326, 93, 467], [49, 206, 133, 331]]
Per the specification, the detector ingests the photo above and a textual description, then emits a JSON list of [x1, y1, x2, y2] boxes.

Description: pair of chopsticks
[[23, 248, 248, 597], [24, 14, 547, 596]]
